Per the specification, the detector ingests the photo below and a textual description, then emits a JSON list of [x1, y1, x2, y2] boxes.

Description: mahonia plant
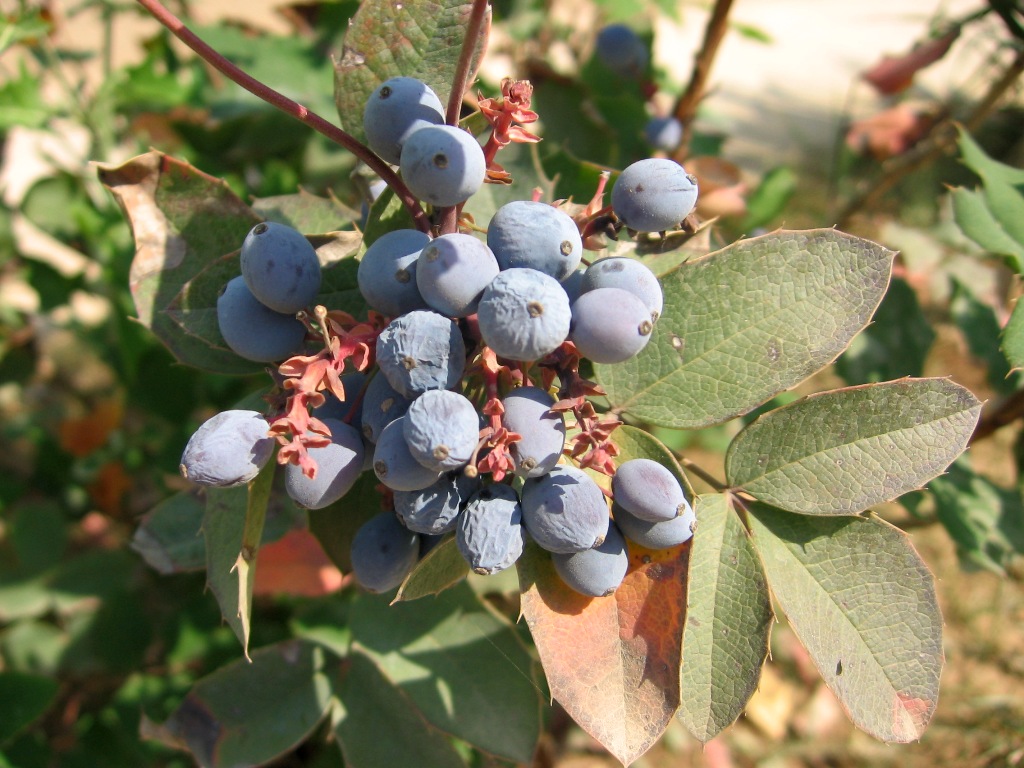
[[103, 0, 982, 765]]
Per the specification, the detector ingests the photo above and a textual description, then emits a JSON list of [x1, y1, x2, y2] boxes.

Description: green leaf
[[950, 278, 1021, 395], [742, 166, 796, 231], [349, 582, 542, 763], [309, 471, 383, 574], [462, 143, 555, 226], [395, 535, 469, 602], [0, 672, 59, 744], [97, 151, 263, 375], [835, 277, 935, 384], [1003, 297, 1024, 372], [748, 506, 943, 743], [316, 255, 366, 317], [252, 190, 360, 234], [726, 378, 981, 515], [362, 187, 416, 246], [957, 126, 1024, 187], [130, 491, 206, 574], [335, 651, 467, 768], [147, 640, 335, 767], [677, 494, 772, 743], [334, 0, 491, 141], [597, 229, 896, 428], [950, 187, 1024, 272], [929, 458, 1024, 575]]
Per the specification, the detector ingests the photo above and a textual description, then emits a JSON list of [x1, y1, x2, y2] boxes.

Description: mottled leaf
[[349, 582, 541, 763], [97, 151, 263, 375], [130, 491, 206, 574], [677, 494, 772, 743], [748, 506, 943, 743], [335, 651, 467, 768], [518, 535, 688, 765], [395, 535, 469, 602], [835, 277, 934, 385], [0, 671, 59, 743], [252, 190, 359, 237], [726, 378, 981, 515], [334, 0, 490, 141], [147, 640, 334, 767], [598, 230, 895, 428]]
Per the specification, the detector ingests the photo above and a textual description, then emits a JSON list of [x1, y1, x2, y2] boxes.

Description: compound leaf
[[748, 505, 943, 743], [395, 535, 469, 602], [97, 151, 263, 375], [677, 494, 772, 743], [334, 651, 467, 768], [334, 0, 490, 141], [598, 229, 895, 428], [146, 640, 334, 768], [349, 582, 541, 763], [726, 378, 981, 515]]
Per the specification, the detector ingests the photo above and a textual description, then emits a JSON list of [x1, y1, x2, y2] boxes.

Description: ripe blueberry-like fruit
[[360, 373, 414, 443], [501, 387, 566, 478], [457, 484, 527, 575], [180, 409, 274, 487], [560, 267, 586, 305], [400, 125, 486, 207], [363, 77, 445, 165], [487, 201, 583, 281], [581, 256, 663, 322], [595, 24, 648, 79], [613, 498, 696, 549], [416, 233, 499, 317], [373, 417, 443, 492], [477, 268, 571, 362], [521, 464, 609, 553], [395, 471, 480, 535], [357, 229, 431, 317], [350, 512, 420, 593], [375, 310, 466, 397], [240, 222, 322, 314], [570, 287, 653, 364], [611, 158, 698, 233], [284, 419, 365, 510], [644, 116, 683, 152], [216, 276, 306, 362], [553, 519, 629, 597], [403, 390, 480, 472], [612, 458, 688, 522]]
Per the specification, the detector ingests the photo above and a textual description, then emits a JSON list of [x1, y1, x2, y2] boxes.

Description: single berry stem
[[133, 0, 433, 234]]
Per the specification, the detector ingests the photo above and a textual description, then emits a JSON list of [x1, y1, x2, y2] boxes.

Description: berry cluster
[[184, 75, 700, 598]]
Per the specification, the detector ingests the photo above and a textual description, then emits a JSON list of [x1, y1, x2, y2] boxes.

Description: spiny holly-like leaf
[[395, 535, 469, 602], [144, 640, 335, 768], [96, 151, 263, 375], [252, 190, 359, 235], [334, 651, 468, 768], [130, 491, 206, 574], [747, 505, 943, 743], [334, 0, 490, 142], [349, 582, 542, 763], [1004, 298, 1024, 372], [598, 229, 895, 428], [726, 378, 981, 515], [677, 494, 772, 743]]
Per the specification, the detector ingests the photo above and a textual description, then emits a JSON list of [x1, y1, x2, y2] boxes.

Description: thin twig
[[678, 456, 729, 492], [134, 0, 433, 233], [836, 47, 1024, 227], [970, 387, 1024, 444], [672, 0, 736, 160], [445, 0, 490, 125]]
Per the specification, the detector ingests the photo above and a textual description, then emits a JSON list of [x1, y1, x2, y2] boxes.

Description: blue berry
[[581, 256, 663, 322], [403, 390, 480, 472], [611, 158, 698, 233], [613, 498, 696, 550], [180, 409, 274, 488], [570, 287, 653, 364], [416, 233, 500, 317], [350, 512, 421, 593], [357, 229, 431, 317], [487, 201, 583, 281], [612, 458, 688, 523], [553, 519, 629, 597], [595, 24, 648, 79], [457, 483, 527, 575], [521, 465, 609, 553], [501, 388, 566, 478], [363, 77, 445, 165], [360, 373, 414, 443], [373, 417, 442, 492], [477, 268, 571, 362], [284, 419, 365, 510], [216, 276, 306, 362], [375, 310, 466, 397], [240, 222, 322, 314], [400, 125, 486, 207], [394, 471, 480, 535], [644, 116, 683, 152]]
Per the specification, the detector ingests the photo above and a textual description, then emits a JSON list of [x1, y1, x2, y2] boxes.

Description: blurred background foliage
[[0, 0, 1023, 766]]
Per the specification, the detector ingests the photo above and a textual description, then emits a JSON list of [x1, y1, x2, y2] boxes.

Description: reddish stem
[[134, 0, 432, 234], [445, 0, 491, 125]]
